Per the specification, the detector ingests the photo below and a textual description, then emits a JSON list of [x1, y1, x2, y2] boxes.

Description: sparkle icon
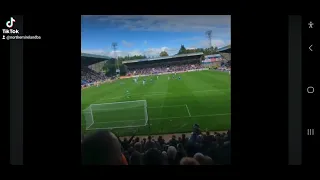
[[308, 21, 314, 28]]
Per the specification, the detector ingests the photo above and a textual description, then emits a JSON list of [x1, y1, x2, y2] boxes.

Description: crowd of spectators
[[82, 125, 231, 165], [127, 63, 202, 76], [81, 67, 108, 85]]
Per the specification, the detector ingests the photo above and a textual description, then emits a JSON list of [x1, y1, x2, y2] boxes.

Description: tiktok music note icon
[[6, 17, 16, 28]]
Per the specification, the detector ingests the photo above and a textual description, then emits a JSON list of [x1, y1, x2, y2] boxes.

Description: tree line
[[115, 45, 219, 61], [177, 45, 218, 56]]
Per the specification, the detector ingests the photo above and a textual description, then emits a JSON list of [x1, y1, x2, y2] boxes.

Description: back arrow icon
[[309, 44, 313, 51]]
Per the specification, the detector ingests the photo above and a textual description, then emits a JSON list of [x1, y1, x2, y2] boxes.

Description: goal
[[82, 100, 148, 130]]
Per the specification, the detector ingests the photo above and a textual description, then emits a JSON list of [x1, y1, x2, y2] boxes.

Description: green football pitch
[[81, 70, 230, 137]]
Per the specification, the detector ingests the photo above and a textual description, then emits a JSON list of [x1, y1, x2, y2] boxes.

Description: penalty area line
[[90, 113, 231, 124], [185, 104, 191, 117]]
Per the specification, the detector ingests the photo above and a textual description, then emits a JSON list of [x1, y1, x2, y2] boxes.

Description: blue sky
[[81, 15, 231, 58]]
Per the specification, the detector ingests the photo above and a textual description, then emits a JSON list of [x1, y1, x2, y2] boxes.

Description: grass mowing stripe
[[81, 71, 231, 136]]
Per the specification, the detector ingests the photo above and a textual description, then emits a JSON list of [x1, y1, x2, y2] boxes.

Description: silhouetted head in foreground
[[81, 130, 123, 165], [203, 156, 213, 165], [194, 153, 205, 164], [180, 157, 200, 165], [143, 149, 164, 165]]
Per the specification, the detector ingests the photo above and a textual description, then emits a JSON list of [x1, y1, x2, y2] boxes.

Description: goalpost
[[82, 100, 149, 130]]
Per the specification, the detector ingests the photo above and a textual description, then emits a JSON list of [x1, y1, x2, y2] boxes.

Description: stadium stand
[[124, 52, 204, 76], [216, 45, 231, 71], [81, 53, 113, 87], [81, 66, 107, 84]]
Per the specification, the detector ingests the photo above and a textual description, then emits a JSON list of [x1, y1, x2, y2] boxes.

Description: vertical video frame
[[81, 15, 231, 165]]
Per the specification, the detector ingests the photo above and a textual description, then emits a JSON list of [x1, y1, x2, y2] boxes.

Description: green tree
[[119, 64, 128, 76], [102, 62, 110, 74], [160, 51, 169, 57], [118, 55, 147, 61], [178, 45, 187, 54]]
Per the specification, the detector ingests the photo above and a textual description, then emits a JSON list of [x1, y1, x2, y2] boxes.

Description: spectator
[[127, 63, 202, 76], [181, 134, 188, 148], [134, 142, 143, 153], [162, 151, 168, 165], [134, 137, 140, 145], [158, 136, 165, 149], [168, 135, 178, 148], [143, 149, 164, 165], [130, 151, 142, 165], [180, 157, 200, 165], [82, 128, 231, 165], [167, 146, 179, 165], [203, 156, 213, 165], [81, 66, 109, 85], [175, 143, 187, 163], [81, 130, 126, 165], [194, 153, 205, 165], [144, 135, 155, 151], [116, 133, 135, 151]]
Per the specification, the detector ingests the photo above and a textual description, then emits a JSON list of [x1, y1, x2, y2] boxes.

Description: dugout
[[122, 52, 204, 69]]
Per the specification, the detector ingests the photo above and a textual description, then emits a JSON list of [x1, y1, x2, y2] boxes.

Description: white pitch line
[[83, 89, 230, 109], [192, 89, 230, 93], [150, 113, 230, 120], [87, 106, 94, 130], [185, 104, 191, 117], [148, 105, 185, 108], [102, 93, 169, 101], [91, 113, 231, 124], [82, 105, 184, 113], [175, 123, 188, 131], [82, 89, 230, 111]]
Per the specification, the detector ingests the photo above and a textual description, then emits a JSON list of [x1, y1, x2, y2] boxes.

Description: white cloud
[[198, 39, 230, 48], [87, 15, 230, 33], [82, 46, 178, 58], [170, 36, 203, 42], [186, 47, 196, 50], [122, 40, 133, 48], [81, 49, 106, 54]]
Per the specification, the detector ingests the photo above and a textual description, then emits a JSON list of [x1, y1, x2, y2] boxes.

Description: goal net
[[82, 100, 148, 130]]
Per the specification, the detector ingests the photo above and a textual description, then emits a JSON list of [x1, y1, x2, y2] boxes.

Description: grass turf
[[81, 70, 230, 137]]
